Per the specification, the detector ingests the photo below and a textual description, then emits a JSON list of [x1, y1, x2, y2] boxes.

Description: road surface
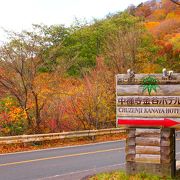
[[0, 139, 180, 180]]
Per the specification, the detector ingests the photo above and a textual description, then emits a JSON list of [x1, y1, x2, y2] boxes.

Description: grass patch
[[89, 171, 175, 180]]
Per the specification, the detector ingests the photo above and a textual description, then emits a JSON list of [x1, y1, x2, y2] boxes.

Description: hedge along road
[[0, 139, 180, 180]]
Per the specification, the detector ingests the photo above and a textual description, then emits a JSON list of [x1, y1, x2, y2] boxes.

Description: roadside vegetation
[[89, 171, 175, 180], [0, 0, 179, 136]]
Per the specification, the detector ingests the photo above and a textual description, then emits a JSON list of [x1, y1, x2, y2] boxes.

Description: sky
[[0, 0, 147, 42]]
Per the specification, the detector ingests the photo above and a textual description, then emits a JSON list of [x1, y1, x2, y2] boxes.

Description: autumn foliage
[[0, 97, 27, 135], [0, 0, 179, 136]]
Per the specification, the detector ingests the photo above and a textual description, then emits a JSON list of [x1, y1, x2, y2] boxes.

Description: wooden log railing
[[0, 128, 126, 145], [0, 129, 180, 145]]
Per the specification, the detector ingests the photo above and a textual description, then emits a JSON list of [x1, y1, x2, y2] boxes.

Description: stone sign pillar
[[116, 72, 180, 178]]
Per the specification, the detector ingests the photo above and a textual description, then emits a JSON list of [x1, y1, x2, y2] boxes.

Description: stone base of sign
[[126, 128, 176, 178], [176, 161, 180, 178], [126, 162, 175, 177]]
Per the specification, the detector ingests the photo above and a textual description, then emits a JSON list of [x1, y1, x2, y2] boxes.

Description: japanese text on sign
[[117, 96, 180, 105]]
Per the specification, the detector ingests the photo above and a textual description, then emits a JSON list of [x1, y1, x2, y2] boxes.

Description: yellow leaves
[[4, 101, 13, 108], [32, 73, 83, 100], [8, 107, 27, 122], [169, 33, 180, 51], [34, 73, 53, 93], [0, 97, 27, 136], [163, 33, 180, 52], [1, 97, 27, 122], [1, 127, 11, 134], [68, 83, 84, 96], [166, 11, 180, 20], [57, 78, 84, 97], [3, 97, 14, 108], [142, 63, 160, 74]]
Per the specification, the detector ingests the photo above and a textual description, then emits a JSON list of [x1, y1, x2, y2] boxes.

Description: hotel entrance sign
[[116, 71, 179, 177], [116, 73, 180, 128]]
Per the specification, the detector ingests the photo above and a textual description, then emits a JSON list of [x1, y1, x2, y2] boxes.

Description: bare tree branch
[[170, 0, 180, 6]]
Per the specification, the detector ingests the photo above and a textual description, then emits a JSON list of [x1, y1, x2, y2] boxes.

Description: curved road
[[0, 139, 180, 180]]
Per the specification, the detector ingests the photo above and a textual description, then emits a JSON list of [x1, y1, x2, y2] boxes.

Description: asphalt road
[[0, 139, 180, 180]]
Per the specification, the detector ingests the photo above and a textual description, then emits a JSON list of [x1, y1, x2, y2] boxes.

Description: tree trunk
[[33, 93, 41, 133]]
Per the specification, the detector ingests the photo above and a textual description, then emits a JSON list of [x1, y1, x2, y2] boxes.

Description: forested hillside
[[0, 0, 179, 135]]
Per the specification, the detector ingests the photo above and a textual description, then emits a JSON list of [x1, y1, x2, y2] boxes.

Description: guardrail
[[0, 129, 179, 145], [0, 128, 126, 145]]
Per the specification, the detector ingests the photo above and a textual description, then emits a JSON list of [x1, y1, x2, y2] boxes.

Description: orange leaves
[[62, 57, 115, 130], [59, 78, 83, 97], [156, 32, 180, 56], [150, 9, 166, 21], [151, 18, 180, 39], [36, 76, 84, 132], [145, 22, 160, 31], [33, 73, 55, 95], [142, 63, 161, 74]]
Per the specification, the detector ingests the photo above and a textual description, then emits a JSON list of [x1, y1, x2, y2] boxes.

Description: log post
[[160, 128, 176, 177], [126, 128, 176, 177]]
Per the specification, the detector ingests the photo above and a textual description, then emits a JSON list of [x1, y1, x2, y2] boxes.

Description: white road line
[[37, 163, 126, 180]]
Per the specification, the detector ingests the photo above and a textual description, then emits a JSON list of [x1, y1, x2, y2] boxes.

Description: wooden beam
[[126, 145, 136, 154], [116, 73, 180, 82], [117, 85, 180, 96], [135, 154, 160, 164], [126, 154, 135, 161], [136, 146, 160, 155], [135, 129, 160, 137], [136, 137, 160, 146]]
